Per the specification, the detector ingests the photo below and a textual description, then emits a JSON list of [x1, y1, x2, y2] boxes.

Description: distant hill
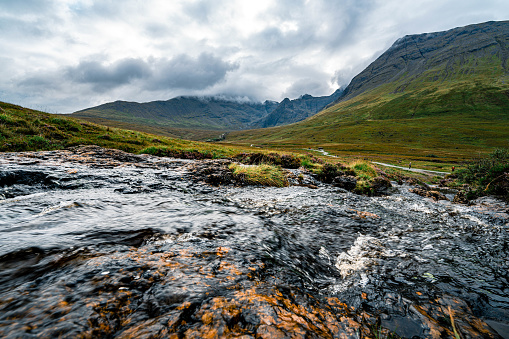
[[70, 90, 342, 137], [71, 96, 278, 131], [227, 21, 509, 158]]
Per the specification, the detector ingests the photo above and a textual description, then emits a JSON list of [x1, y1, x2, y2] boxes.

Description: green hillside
[[226, 21, 509, 163], [0, 101, 242, 157]]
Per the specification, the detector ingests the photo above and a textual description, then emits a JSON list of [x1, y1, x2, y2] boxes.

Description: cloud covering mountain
[[1, 0, 508, 112]]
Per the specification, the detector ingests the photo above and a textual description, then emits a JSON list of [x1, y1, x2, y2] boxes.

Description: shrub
[[315, 163, 344, 183], [26, 136, 50, 150], [0, 114, 14, 125], [458, 148, 509, 200]]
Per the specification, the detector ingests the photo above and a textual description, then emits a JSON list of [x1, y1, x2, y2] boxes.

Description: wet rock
[[285, 168, 320, 188], [453, 190, 470, 204], [0, 170, 55, 187], [68, 145, 144, 164], [186, 159, 236, 186], [409, 188, 449, 201], [332, 175, 357, 191]]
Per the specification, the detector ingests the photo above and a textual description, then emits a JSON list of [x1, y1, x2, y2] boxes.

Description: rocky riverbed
[[0, 146, 508, 338]]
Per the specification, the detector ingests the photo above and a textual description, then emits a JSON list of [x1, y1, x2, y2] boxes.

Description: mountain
[[331, 20, 509, 104], [70, 90, 341, 138], [71, 96, 279, 131], [255, 89, 343, 128], [227, 21, 509, 159]]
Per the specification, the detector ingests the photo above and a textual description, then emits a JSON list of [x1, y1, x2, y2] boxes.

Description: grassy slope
[[68, 114, 225, 141], [226, 52, 509, 168], [0, 101, 244, 157]]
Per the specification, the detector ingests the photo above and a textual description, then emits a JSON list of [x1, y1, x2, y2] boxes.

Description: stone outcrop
[[409, 188, 448, 201]]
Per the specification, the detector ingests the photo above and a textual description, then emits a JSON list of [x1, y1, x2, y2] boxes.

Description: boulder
[[370, 176, 392, 195], [332, 175, 357, 191], [409, 188, 448, 201], [453, 191, 469, 204]]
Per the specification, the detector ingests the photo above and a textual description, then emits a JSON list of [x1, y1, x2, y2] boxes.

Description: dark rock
[[438, 178, 454, 187], [0, 170, 55, 187], [186, 160, 236, 186], [453, 190, 470, 204], [370, 176, 392, 195], [332, 175, 357, 191], [409, 188, 449, 201]]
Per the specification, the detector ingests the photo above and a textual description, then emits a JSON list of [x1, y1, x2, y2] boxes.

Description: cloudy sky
[[1, 0, 508, 113]]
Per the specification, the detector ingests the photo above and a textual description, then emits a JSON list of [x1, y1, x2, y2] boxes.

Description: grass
[[456, 148, 509, 201], [228, 163, 289, 187], [350, 160, 377, 180], [448, 307, 462, 339], [0, 101, 256, 157]]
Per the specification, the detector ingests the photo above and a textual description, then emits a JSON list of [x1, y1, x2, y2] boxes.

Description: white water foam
[[335, 235, 386, 279]]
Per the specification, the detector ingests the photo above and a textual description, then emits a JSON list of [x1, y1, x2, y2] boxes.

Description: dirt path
[[372, 161, 451, 176]]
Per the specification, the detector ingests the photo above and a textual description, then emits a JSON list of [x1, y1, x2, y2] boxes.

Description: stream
[[0, 147, 508, 338]]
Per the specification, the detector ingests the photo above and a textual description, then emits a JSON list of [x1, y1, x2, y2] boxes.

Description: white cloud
[[0, 0, 507, 112]]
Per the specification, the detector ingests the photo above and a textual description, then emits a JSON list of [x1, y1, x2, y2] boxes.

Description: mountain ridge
[[71, 89, 342, 136], [331, 20, 509, 105]]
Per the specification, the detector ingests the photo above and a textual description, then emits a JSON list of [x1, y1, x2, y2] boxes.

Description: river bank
[[0, 146, 508, 338]]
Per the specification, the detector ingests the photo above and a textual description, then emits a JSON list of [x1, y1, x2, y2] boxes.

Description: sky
[[1, 0, 508, 113]]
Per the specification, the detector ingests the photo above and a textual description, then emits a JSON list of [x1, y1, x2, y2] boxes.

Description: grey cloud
[[148, 53, 238, 90], [68, 0, 126, 19], [144, 23, 172, 38], [183, 0, 217, 23], [252, 26, 315, 51], [18, 53, 237, 96], [65, 58, 150, 91]]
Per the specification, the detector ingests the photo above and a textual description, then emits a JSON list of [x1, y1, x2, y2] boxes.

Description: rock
[[370, 176, 392, 195], [332, 175, 357, 191], [453, 191, 470, 204], [409, 188, 448, 201], [0, 170, 55, 187], [186, 160, 236, 186]]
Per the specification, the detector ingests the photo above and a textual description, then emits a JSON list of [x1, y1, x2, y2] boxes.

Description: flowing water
[[0, 149, 508, 338]]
